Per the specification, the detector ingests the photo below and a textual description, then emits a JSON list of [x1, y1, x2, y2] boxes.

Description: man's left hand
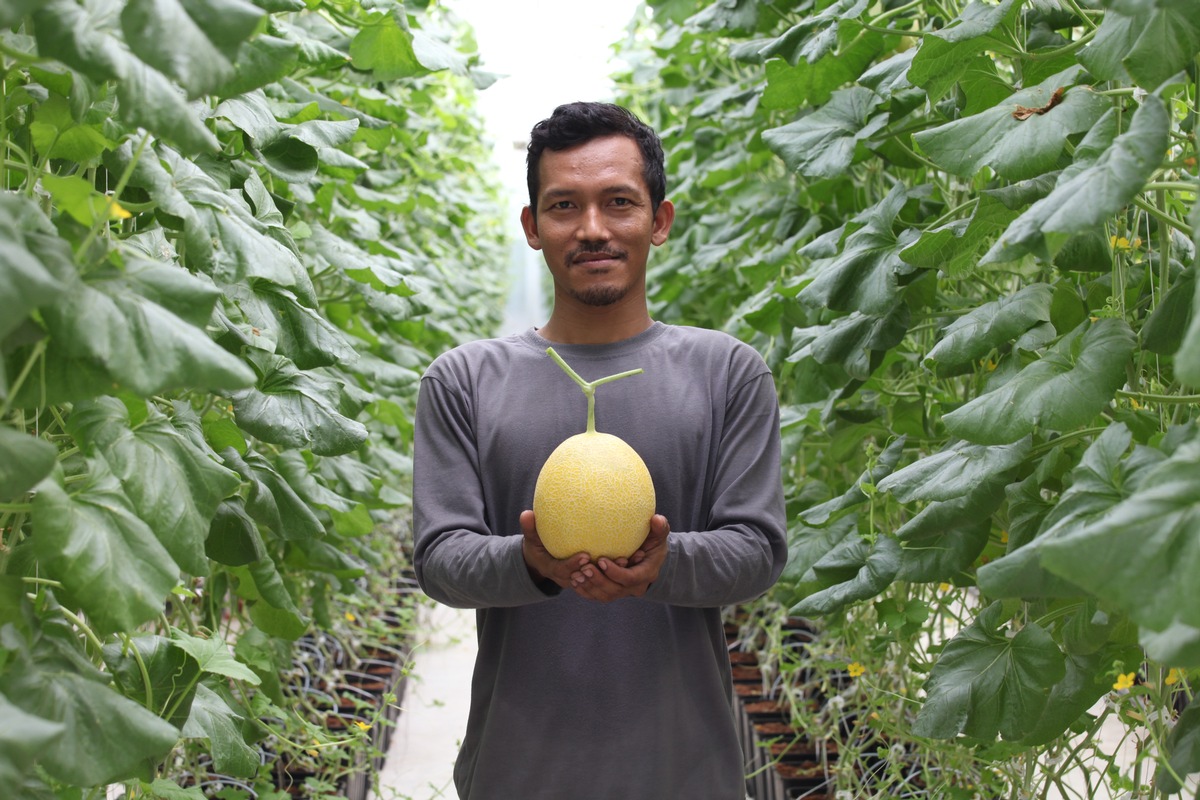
[[570, 514, 670, 602]]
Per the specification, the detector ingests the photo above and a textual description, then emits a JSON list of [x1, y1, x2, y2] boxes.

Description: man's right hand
[[520, 510, 590, 590]]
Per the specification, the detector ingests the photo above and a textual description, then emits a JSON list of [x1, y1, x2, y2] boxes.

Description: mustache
[[567, 243, 627, 264]]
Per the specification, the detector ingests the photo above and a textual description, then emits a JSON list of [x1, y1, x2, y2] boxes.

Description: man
[[412, 102, 787, 799]]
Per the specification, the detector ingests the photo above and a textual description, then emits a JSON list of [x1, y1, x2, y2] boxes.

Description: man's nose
[[577, 205, 609, 240]]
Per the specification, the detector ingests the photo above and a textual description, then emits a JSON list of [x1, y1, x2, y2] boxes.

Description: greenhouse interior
[[1, 0, 1198, 798]]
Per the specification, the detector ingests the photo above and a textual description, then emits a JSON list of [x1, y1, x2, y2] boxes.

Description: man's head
[[526, 102, 666, 217]]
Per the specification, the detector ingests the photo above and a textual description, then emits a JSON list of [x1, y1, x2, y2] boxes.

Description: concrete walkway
[[374, 603, 477, 800]]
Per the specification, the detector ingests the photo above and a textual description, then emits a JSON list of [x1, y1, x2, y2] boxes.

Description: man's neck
[[536, 305, 654, 345]]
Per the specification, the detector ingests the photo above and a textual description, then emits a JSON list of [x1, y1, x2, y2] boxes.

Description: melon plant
[[617, 0, 1198, 795], [533, 347, 655, 560], [0, 1, 507, 795]]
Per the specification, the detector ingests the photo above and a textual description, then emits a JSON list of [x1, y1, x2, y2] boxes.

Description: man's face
[[521, 135, 673, 309]]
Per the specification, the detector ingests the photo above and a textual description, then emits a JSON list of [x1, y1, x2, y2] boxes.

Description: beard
[[565, 244, 629, 306]]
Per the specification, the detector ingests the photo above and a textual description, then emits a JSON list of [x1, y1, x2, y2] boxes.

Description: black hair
[[525, 102, 666, 216]]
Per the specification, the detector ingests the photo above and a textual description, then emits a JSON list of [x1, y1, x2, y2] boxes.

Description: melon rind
[[532, 431, 655, 559]]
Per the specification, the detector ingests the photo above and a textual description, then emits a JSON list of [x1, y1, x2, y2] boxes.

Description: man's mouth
[[571, 250, 624, 266]]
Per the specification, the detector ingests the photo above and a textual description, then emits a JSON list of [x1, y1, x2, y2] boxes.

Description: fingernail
[[599, 560, 608, 571]]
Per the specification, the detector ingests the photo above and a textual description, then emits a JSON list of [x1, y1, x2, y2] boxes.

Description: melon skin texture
[[533, 430, 655, 560]]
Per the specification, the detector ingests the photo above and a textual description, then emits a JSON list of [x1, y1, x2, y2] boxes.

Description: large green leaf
[[120, 0, 264, 98], [790, 534, 902, 616], [229, 353, 368, 456], [31, 461, 179, 634], [907, 0, 1022, 100], [982, 97, 1170, 264], [0, 193, 73, 340], [1157, 695, 1200, 795], [894, 477, 1006, 582], [0, 625, 180, 786], [794, 306, 910, 380], [349, 9, 429, 80], [1175, 192, 1200, 386], [1080, 0, 1200, 90], [0, 426, 57, 501], [798, 436, 906, 524], [914, 69, 1108, 181], [181, 684, 260, 778], [795, 186, 921, 315], [220, 447, 325, 541], [33, 1, 219, 153], [978, 424, 1162, 598], [17, 256, 255, 405], [67, 397, 242, 576], [923, 283, 1054, 375], [942, 319, 1136, 444], [102, 634, 200, 727], [900, 194, 1019, 278], [877, 437, 1032, 503], [0, 692, 65, 785], [1016, 650, 1117, 746], [1039, 435, 1200, 632], [206, 498, 267, 566], [914, 601, 1066, 741], [763, 86, 889, 178], [220, 280, 358, 370], [170, 629, 261, 685]]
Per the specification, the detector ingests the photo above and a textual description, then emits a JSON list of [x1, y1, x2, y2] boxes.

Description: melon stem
[[546, 347, 643, 434]]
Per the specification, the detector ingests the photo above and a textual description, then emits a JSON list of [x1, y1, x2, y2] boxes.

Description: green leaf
[[21, 256, 255, 404], [1080, 0, 1200, 90], [217, 34, 301, 96], [102, 634, 200, 727], [799, 436, 906, 524], [982, 97, 1170, 264], [894, 478, 1006, 582], [913, 68, 1109, 181], [0, 426, 57, 501], [30, 94, 115, 164], [923, 283, 1054, 375], [877, 437, 1032, 503], [794, 306, 910, 380], [942, 319, 1136, 444], [230, 353, 368, 456], [181, 684, 260, 777], [220, 448, 325, 541], [220, 280, 357, 370], [978, 424, 1161, 599], [914, 601, 1066, 741], [900, 194, 1019, 277], [0, 692, 65, 785], [350, 10, 427, 80], [120, 0, 263, 98], [1039, 434, 1200, 632], [206, 498, 267, 566], [1141, 621, 1200, 668], [0, 193, 73, 340], [1157, 695, 1200, 794], [790, 534, 901, 615], [1016, 650, 1115, 746], [169, 629, 261, 685], [0, 628, 180, 785], [908, 0, 1022, 101], [763, 86, 888, 178], [31, 461, 179, 635], [67, 397, 242, 576], [759, 22, 884, 110], [795, 186, 921, 315], [1175, 191, 1200, 386]]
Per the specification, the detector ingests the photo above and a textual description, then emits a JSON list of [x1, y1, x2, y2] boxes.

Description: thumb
[[650, 514, 670, 541]]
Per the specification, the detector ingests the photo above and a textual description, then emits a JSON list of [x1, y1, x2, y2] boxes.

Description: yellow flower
[[1000, 529, 1009, 544], [354, 720, 371, 731], [106, 198, 132, 220], [1113, 672, 1136, 691], [1165, 668, 1181, 686], [847, 662, 866, 678], [939, 582, 952, 592], [345, 611, 357, 623], [1110, 235, 1132, 251]]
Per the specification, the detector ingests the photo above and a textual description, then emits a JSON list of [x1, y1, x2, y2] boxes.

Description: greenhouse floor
[[374, 602, 477, 800]]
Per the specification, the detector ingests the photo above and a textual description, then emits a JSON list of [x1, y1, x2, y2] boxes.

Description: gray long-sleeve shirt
[[412, 322, 787, 800]]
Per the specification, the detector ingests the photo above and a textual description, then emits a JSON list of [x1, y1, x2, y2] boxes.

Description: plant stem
[[545, 347, 643, 434], [59, 606, 107, 659], [0, 339, 47, 419]]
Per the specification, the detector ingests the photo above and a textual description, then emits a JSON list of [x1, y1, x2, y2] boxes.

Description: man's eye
[[551, 201, 573, 210], [612, 198, 631, 206]]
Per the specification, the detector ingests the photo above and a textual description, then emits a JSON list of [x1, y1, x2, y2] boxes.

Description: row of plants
[[0, 0, 508, 797], [616, 0, 1197, 796]]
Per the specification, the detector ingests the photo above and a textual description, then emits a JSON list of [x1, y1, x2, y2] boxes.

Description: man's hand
[[570, 514, 670, 603], [520, 510, 590, 590]]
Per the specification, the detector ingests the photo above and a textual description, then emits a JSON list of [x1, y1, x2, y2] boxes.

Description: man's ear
[[520, 205, 542, 250], [651, 200, 675, 247]]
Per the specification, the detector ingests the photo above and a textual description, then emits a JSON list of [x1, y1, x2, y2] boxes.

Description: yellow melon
[[534, 430, 655, 559], [532, 347, 656, 560]]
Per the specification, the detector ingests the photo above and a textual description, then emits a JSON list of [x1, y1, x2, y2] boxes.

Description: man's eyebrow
[[540, 184, 644, 201]]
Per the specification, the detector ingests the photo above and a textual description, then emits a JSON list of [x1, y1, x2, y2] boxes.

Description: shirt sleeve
[[643, 369, 788, 607], [411, 368, 558, 609]]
